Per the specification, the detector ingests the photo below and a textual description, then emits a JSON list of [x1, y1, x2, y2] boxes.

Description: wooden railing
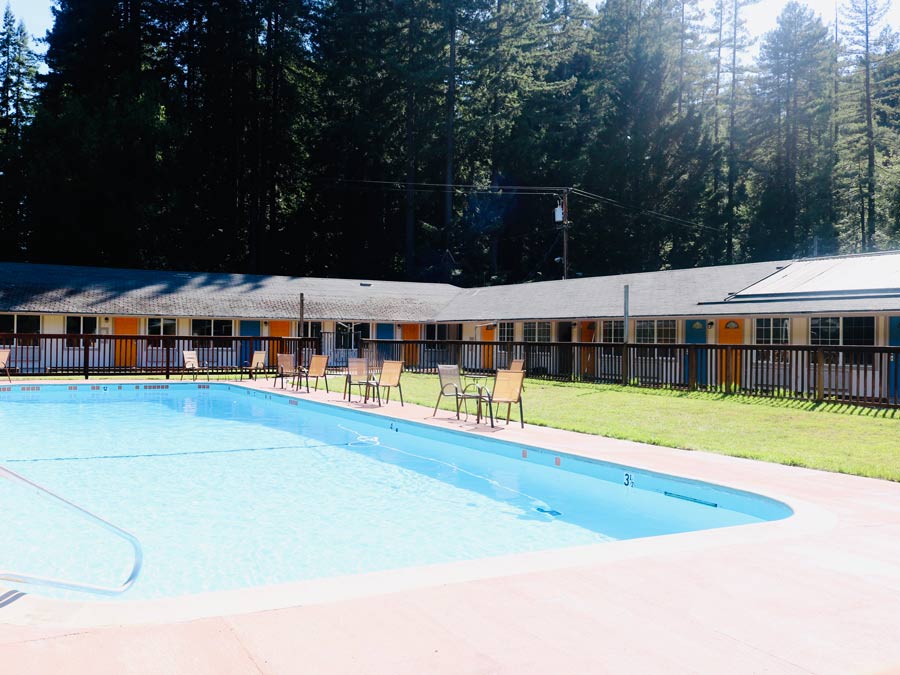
[[360, 339, 900, 408], [0, 334, 320, 379]]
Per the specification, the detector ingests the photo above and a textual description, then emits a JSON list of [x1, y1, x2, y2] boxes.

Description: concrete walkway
[[3, 379, 900, 674]]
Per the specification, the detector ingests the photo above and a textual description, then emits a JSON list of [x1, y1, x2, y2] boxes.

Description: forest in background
[[0, 0, 898, 285]]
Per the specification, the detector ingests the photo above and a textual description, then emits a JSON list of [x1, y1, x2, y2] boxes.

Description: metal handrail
[[0, 465, 143, 596]]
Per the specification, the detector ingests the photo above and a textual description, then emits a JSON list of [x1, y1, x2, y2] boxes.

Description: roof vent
[[360, 282, 372, 287]]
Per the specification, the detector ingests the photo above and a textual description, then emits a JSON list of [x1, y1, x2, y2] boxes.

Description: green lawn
[[391, 373, 900, 482]]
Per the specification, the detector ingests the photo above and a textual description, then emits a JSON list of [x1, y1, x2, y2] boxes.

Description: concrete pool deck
[[2, 379, 900, 673]]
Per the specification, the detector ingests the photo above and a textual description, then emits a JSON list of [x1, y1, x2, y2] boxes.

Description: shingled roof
[[433, 259, 793, 321], [0, 263, 461, 322]]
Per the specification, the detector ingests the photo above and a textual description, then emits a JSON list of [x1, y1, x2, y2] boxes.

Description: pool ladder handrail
[[0, 465, 143, 596]]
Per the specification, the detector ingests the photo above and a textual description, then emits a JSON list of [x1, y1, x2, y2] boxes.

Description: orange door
[[400, 324, 420, 366], [481, 324, 495, 369], [717, 319, 744, 387], [268, 320, 291, 361], [113, 317, 139, 367], [580, 321, 597, 376]]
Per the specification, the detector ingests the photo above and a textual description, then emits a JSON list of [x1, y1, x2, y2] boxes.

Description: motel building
[[1, 251, 900, 398]]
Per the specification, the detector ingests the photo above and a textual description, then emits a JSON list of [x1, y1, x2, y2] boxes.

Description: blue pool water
[[0, 384, 791, 601]]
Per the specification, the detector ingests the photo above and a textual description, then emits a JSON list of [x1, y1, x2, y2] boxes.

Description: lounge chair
[[244, 350, 268, 380], [344, 357, 380, 404], [433, 364, 482, 420], [300, 354, 330, 393], [0, 348, 10, 382], [377, 360, 404, 405], [480, 369, 525, 428], [275, 353, 303, 389], [510, 358, 525, 372], [181, 350, 210, 381]]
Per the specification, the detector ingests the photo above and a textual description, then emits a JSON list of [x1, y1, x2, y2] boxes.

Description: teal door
[[890, 317, 900, 401], [684, 319, 708, 384], [376, 323, 395, 361], [239, 320, 261, 366]]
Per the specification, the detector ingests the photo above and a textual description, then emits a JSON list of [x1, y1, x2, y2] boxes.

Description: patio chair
[[275, 353, 303, 389], [181, 350, 210, 381], [344, 357, 380, 404], [480, 369, 525, 428], [243, 350, 268, 380], [0, 348, 10, 383], [510, 358, 525, 372], [377, 360, 404, 405], [433, 364, 482, 420], [300, 354, 330, 393]]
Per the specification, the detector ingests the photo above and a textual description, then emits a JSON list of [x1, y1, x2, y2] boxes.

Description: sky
[[6, 0, 900, 56]]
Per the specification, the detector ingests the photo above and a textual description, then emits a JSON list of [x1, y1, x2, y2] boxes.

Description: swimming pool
[[0, 383, 792, 601]]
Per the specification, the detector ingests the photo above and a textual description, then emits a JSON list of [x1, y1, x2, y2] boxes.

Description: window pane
[[755, 318, 771, 344], [0, 314, 13, 332], [524, 322, 536, 342], [842, 317, 874, 346], [305, 322, 322, 339], [148, 318, 162, 335], [163, 318, 177, 335], [213, 320, 232, 337], [356, 323, 370, 340], [499, 322, 515, 342], [636, 320, 655, 344], [83, 317, 98, 334], [602, 320, 624, 343], [656, 320, 676, 343], [425, 324, 437, 341], [537, 322, 551, 342], [16, 315, 40, 333], [810, 317, 839, 346], [192, 319, 212, 336], [772, 318, 789, 344], [66, 316, 82, 334]]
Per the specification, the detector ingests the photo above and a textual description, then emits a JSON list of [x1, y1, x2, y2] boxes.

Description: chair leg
[[323, 374, 329, 393], [506, 402, 512, 425], [398, 384, 403, 406], [433, 392, 443, 416], [518, 399, 524, 428]]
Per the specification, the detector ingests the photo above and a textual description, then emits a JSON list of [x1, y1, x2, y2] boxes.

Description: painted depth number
[[623, 472, 636, 488]]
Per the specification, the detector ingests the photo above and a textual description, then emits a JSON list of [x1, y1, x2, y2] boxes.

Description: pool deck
[[3, 379, 900, 674]]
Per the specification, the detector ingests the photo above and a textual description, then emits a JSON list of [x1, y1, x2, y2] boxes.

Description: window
[[66, 316, 98, 347], [147, 317, 177, 347], [601, 320, 624, 343], [425, 324, 461, 341], [523, 321, 551, 342], [336, 322, 369, 349], [810, 317, 840, 346], [14, 315, 40, 346], [756, 318, 790, 345], [842, 317, 875, 346], [191, 319, 232, 348], [0, 314, 13, 345], [303, 321, 322, 339], [656, 320, 676, 343], [498, 322, 515, 342], [635, 320, 656, 344]]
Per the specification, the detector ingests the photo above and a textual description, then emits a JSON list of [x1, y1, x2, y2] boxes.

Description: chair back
[[0, 348, 9, 368], [347, 357, 370, 383], [250, 350, 267, 369], [509, 358, 525, 372], [436, 364, 463, 394], [491, 369, 525, 403], [183, 351, 199, 369], [276, 353, 295, 375], [379, 360, 403, 386], [307, 354, 328, 377]]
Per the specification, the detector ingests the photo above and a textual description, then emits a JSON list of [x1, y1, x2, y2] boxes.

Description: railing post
[[165, 338, 171, 379], [688, 346, 697, 390], [83, 336, 90, 380], [816, 348, 824, 402]]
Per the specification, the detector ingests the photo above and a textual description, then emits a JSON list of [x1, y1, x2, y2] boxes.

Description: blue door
[[890, 317, 900, 402], [239, 320, 261, 367], [376, 323, 395, 361], [684, 319, 708, 385]]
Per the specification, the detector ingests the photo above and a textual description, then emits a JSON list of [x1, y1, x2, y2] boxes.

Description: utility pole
[[555, 189, 571, 280]]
